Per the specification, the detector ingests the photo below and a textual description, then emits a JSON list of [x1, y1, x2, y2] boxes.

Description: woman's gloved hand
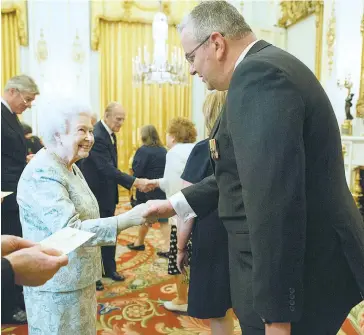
[[116, 203, 152, 233]]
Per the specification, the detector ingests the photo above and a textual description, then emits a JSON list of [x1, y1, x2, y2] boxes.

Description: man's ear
[[210, 32, 226, 61]]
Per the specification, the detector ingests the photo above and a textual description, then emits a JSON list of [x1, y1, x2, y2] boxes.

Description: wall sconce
[[337, 74, 353, 94], [36, 29, 48, 63], [72, 32, 85, 64]]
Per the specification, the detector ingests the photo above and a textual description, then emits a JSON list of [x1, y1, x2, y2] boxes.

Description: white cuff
[[158, 178, 166, 192], [169, 192, 197, 223]]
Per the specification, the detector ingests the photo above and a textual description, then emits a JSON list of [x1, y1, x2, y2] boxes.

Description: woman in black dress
[[127, 125, 167, 251], [177, 91, 234, 335]]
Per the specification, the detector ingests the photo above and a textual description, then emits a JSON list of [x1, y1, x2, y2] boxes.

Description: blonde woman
[[177, 91, 234, 335]]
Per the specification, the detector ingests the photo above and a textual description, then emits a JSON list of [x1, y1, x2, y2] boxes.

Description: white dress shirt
[[101, 119, 114, 144], [1, 98, 13, 113], [169, 40, 260, 222]]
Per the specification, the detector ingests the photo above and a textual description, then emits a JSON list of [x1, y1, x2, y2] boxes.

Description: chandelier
[[132, 6, 188, 86]]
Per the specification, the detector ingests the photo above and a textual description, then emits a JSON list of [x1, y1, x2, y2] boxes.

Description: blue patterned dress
[[17, 149, 118, 335]]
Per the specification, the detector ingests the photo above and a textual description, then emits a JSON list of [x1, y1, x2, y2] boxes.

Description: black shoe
[[96, 280, 104, 291], [157, 251, 170, 258], [127, 243, 145, 251], [2, 307, 27, 324], [105, 271, 125, 282]]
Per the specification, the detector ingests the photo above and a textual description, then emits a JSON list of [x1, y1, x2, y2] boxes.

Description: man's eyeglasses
[[17, 90, 34, 106], [185, 33, 225, 65]]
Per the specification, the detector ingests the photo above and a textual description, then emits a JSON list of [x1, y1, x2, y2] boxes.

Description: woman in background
[[151, 117, 196, 312], [127, 125, 167, 251], [177, 91, 234, 335]]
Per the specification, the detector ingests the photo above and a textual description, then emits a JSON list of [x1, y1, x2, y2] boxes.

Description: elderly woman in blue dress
[[17, 99, 150, 335]]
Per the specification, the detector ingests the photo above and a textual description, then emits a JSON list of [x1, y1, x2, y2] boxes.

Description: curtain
[[1, 11, 20, 91], [99, 20, 192, 174], [1, 0, 28, 91]]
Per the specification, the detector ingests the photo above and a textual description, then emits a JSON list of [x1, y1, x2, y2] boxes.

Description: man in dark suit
[[79, 102, 153, 290], [1, 74, 39, 324], [142, 2, 364, 335]]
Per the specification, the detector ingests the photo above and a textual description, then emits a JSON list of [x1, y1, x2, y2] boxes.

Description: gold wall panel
[[278, 1, 324, 81]]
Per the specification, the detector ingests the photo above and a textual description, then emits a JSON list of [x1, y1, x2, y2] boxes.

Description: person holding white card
[[16, 99, 152, 335]]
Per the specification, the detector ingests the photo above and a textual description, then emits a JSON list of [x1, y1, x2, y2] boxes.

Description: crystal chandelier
[[132, 4, 188, 86]]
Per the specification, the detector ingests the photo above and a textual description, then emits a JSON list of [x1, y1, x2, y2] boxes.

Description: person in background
[[149, 117, 197, 312], [1, 74, 39, 324], [176, 91, 234, 335], [21, 122, 44, 156], [127, 125, 167, 251], [17, 98, 152, 334], [78, 102, 156, 291]]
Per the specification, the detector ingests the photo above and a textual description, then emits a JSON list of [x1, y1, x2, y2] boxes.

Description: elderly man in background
[[1, 74, 39, 324], [78, 102, 155, 290]]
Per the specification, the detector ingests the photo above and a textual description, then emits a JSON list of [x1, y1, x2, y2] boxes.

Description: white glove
[[116, 203, 149, 233]]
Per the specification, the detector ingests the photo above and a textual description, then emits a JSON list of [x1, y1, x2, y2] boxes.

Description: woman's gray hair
[[178, 0, 252, 43], [39, 98, 96, 147], [4, 74, 40, 94]]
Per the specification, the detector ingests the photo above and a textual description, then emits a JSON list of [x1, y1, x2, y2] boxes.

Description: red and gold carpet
[[2, 202, 364, 334]]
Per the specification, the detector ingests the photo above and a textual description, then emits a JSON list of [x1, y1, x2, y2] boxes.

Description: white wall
[[321, 0, 364, 135], [20, 0, 99, 134], [286, 15, 316, 75]]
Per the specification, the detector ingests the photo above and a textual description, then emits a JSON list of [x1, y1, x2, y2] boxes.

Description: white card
[[40, 227, 95, 255]]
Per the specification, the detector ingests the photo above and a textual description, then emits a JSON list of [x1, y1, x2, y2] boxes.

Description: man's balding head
[[103, 102, 126, 133]]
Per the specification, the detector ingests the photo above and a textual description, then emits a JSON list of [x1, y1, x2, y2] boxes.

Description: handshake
[[133, 178, 159, 193], [116, 199, 177, 233]]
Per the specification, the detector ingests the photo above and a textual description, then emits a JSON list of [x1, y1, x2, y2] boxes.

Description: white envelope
[[40, 227, 95, 254], [1, 191, 13, 198]]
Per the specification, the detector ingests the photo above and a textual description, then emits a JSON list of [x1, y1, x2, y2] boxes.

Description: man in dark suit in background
[[79, 102, 154, 290], [1, 74, 39, 324], [143, 2, 364, 335]]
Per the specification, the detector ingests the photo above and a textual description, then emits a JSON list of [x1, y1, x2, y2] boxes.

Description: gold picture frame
[[278, 1, 324, 81]]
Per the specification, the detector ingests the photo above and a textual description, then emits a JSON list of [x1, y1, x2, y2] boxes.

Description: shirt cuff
[[158, 178, 166, 192], [169, 192, 197, 223]]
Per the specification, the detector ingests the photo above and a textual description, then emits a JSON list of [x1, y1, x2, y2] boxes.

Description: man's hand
[[176, 248, 189, 275], [265, 323, 291, 335], [1, 235, 36, 256], [134, 178, 158, 193], [4, 245, 68, 286], [26, 154, 35, 163], [143, 200, 176, 222]]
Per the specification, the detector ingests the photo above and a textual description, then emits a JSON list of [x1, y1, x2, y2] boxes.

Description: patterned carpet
[[2, 201, 364, 334]]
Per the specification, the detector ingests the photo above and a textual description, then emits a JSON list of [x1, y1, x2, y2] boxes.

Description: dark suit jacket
[[1, 103, 27, 211], [182, 41, 364, 326], [1, 257, 15, 318], [78, 120, 135, 212], [132, 145, 167, 204]]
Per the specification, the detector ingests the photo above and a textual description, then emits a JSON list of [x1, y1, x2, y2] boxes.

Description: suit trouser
[[100, 209, 117, 275], [240, 310, 348, 335], [1, 208, 25, 318]]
